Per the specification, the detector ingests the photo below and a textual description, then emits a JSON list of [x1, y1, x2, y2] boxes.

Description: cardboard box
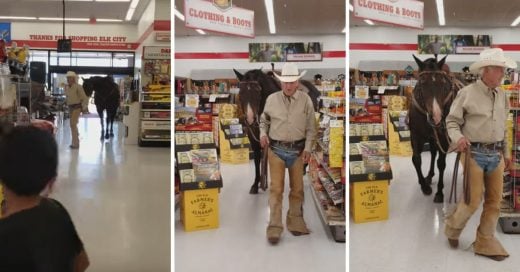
[[181, 188, 219, 232], [350, 180, 389, 223]]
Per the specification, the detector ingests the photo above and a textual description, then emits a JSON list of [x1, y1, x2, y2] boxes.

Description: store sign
[[156, 32, 171, 42], [0, 23, 11, 42], [353, 0, 424, 30], [143, 46, 171, 60], [418, 34, 492, 55], [185, 0, 254, 38], [249, 42, 323, 63], [27, 34, 136, 50]]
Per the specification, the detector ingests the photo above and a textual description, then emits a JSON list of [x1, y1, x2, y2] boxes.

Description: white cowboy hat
[[66, 71, 77, 77], [469, 48, 517, 73], [274, 63, 307, 82]]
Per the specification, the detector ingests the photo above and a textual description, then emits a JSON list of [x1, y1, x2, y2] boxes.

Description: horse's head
[[234, 69, 263, 125], [411, 54, 455, 126], [82, 77, 94, 97]]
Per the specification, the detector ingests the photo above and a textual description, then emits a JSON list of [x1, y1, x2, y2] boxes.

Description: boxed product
[[349, 161, 365, 175], [175, 133, 190, 145], [177, 152, 192, 164], [350, 180, 389, 223], [181, 188, 219, 232], [179, 169, 195, 183]]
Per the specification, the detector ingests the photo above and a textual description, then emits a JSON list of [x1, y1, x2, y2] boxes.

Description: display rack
[[138, 46, 171, 147], [310, 95, 345, 242]]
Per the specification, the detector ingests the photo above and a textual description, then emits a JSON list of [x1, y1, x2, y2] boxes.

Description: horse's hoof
[[105, 135, 110, 140], [110, 133, 114, 137], [420, 184, 432, 195], [434, 193, 444, 203], [249, 186, 259, 194]]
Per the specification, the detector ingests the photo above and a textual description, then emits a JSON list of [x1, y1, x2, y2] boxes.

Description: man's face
[[482, 66, 505, 88], [66, 76, 75, 85], [281, 80, 299, 96]]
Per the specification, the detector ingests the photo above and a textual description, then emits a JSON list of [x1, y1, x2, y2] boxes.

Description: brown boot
[[475, 253, 508, 261], [448, 238, 459, 249], [266, 226, 283, 245]]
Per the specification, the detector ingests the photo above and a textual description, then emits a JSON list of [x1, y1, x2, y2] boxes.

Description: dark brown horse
[[233, 68, 320, 194], [409, 55, 462, 203], [82, 76, 120, 140]]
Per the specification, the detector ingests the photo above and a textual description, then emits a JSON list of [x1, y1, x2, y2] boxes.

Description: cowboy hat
[[65, 71, 77, 77], [274, 63, 307, 82], [469, 48, 517, 73]]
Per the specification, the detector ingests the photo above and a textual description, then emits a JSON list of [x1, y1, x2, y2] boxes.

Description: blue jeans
[[270, 145, 301, 168], [470, 148, 501, 174]]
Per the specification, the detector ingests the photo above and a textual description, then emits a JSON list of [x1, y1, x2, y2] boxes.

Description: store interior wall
[[175, 34, 345, 79], [350, 26, 520, 72], [154, 0, 171, 20], [137, 0, 156, 40]]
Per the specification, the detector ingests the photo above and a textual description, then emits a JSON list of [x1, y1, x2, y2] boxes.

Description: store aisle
[[51, 116, 170, 271], [350, 153, 520, 272], [175, 161, 346, 272]]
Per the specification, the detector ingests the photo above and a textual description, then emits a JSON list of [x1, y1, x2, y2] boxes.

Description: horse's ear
[[233, 69, 244, 81], [413, 55, 424, 71], [438, 55, 447, 69]]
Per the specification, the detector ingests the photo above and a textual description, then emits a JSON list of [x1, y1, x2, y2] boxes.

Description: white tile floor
[[175, 161, 346, 272], [350, 153, 520, 272], [50, 115, 170, 272]]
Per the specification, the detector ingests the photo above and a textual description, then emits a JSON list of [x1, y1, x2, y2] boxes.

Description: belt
[[269, 138, 305, 149], [470, 141, 504, 150]]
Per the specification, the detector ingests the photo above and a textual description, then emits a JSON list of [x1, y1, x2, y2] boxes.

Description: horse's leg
[[434, 148, 447, 203], [97, 107, 105, 140], [105, 109, 110, 139], [249, 141, 261, 194], [425, 140, 438, 185], [412, 135, 432, 195], [109, 105, 116, 137]]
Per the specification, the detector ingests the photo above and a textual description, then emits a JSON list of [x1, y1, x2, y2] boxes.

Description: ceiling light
[[174, 8, 185, 21], [196, 29, 206, 35], [125, 8, 135, 21], [364, 19, 374, 25], [435, 0, 445, 26], [0, 16, 37, 20], [264, 0, 276, 34], [39, 17, 90, 21], [349, 3, 354, 12], [130, 0, 139, 9], [97, 19, 124, 22], [512, 15, 520, 27]]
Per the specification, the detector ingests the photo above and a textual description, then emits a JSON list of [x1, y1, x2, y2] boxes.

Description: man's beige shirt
[[446, 79, 509, 154], [260, 90, 316, 152], [65, 83, 89, 111]]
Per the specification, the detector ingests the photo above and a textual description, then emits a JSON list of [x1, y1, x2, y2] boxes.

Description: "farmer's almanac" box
[[350, 180, 389, 223], [181, 188, 219, 231]]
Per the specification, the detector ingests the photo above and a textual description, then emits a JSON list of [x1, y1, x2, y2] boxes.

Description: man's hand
[[260, 136, 269, 148], [81, 109, 89, 115], [302, 151, 311, 163], [504, 157, 512, 171], [456, 137, 471, 152]]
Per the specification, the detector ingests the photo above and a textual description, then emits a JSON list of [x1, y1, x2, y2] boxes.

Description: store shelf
[[312, 153, 342, 184], [319, 175, 343, 205], [350, 135, 386, 143], [141, 109, 170, 112], [141, 118, 170, 121], [309, 184, 345, 227], [319, 110, 345, 118], [142, 92, 171, 94], [140, 138, 171, 142], [142, 100, 170, 103], [350, 171, 393, 182], [319, 96, 345, 101]]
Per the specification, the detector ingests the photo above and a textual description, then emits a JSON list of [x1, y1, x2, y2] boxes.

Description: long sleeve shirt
[[446, 79, 509, 157], [65, 83, 89, 111], [259, 90, 316, 152]]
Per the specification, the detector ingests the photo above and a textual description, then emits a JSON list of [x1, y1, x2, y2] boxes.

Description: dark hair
[[0, 126, 57, 196]]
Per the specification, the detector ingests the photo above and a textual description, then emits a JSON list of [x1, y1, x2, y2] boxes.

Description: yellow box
[[220, 148, 249, 164], [350, 180, 389, 223], [181, 188, 219, 232]]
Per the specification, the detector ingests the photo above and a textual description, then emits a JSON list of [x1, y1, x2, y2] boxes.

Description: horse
[[82, 76, 120, 140], [409, 55, 463, 203], [233, 68, 320, 194]]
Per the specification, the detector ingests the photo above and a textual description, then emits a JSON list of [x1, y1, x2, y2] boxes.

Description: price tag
[[209, 94, 217, 102], [330, 120, 344, 128]]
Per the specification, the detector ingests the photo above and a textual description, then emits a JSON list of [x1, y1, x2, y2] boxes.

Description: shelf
[[350, 171, 393, 182], [140, 138, 171, 142], [141, 109, 170, 112], [319, 96, 345, 101], [142, 100, 170, 103], [141, 117, 170, 121], [349, 135, 386, 143], [309, 184, 346, 227], [180, 180, 223, 191], [312, 153, 342, 184], [141, 127, 170, 131], [319, 110, 345, 118], [142, 92, 171, 94], [319, 175, 343, 205], [500, 210, 520, 218]]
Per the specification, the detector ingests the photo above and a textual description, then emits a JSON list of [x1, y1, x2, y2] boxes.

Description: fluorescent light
[[435, 0, 445, 26], [349, 3, 354, 12], [364, 19, 374, 25], [39, 17, 90, 21], [0, 16, 36, 20], [264, 0, 276, 34], [130, 0, 139, 9], [174, 8, 185, 21], [97, 18, 124, 22], [512, 15, 520, 26], [196, 29, 206, 35], [125, 8, 135, 21]]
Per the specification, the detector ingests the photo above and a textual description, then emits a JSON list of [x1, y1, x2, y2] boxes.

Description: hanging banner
[[0, 23, 11, 42], [418, 34, 492, 55], [184, 0, 254, 38], [353, 0, 424, 30], [249, 42, 323, 62]]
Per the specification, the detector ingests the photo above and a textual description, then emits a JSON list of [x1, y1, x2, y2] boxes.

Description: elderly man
[[260, 63, 316, 244], [445, 48, 516, 261], [64, 71, 89, 149]]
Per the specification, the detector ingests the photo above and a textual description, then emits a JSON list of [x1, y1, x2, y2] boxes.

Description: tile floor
[[50, 115, 170, 272], [350, 153, 520, 272], [175, 161, 346, 272]]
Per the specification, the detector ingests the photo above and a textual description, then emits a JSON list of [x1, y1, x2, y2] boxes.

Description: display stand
[[138, 46, 171, 147], [310, 95, 345, 242]]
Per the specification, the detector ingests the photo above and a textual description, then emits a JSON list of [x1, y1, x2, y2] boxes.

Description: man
[[254, 44, 276, 62], [426, 36, 448, 54], [260, 63, 316, 244], [64, 71, 89, 149], [445, 48, 516, 261]]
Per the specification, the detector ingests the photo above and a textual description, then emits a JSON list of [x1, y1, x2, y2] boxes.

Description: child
[[0, 126, 89, 271]]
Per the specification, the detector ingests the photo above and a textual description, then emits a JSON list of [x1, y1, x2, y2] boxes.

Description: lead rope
[[449, 148, 471, 205]]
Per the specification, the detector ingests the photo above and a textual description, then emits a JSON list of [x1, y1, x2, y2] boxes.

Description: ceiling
[[350, 0, 520, 28], [174, 0, 346, 36], [0, 0, 152, 23]]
